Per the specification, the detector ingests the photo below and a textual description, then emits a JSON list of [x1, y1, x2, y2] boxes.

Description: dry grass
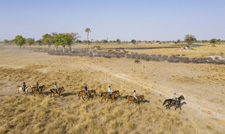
[[0, 65, 198, 134], [0, 44, 224, 134]]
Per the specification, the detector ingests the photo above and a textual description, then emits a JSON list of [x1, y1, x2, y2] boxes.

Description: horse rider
[[22, 82, 26, 92], [133, 90, 137, 101], [55, 82, 58, 93], [108, 86, 112, 97], [36, 82, 39, 91], [172, 92, 177, 103], [84, 85, 88, 95]]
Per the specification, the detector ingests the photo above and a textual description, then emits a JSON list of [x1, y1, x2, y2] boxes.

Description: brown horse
[[127, 95, 144, 104], [50, 87, 65, 97], [88, 90, 97, 97], [78, 90, 91, 101], [137, 95, 144, 104], [127, 95, 135, 104], [162, 95, 185, 110], [31, 85, 45, 96], [101, 90, 120, 102]]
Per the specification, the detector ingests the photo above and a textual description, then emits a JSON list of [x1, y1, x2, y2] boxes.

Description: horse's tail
[[50, 89, 52, 93], [101, 93, 103, 97], [163, 99, 168, 106]]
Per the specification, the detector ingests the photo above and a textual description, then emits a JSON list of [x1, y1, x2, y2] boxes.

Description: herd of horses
[[18, 85, 185, 109]]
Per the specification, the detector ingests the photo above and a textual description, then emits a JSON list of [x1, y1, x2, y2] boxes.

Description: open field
[[0, 44, 225, 134]]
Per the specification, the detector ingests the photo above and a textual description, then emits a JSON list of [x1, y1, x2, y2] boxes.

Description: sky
[[0, 0, 225, 41]]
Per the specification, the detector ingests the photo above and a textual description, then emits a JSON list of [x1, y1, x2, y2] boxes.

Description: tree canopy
[[131, 39, 136, 44], [13, 35, 26, 48], [210, 38, 217, 44], [184, 34, 197, 46], [42, 33, 53, 48], [54, 33, 75, 52], [26, 38, 35, 46]]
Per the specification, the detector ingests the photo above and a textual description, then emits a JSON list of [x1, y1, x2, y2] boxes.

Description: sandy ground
[[0, 44, 225, 133]]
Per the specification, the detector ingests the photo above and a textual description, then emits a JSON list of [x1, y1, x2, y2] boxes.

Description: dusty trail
[[86, 64, 225, 129]]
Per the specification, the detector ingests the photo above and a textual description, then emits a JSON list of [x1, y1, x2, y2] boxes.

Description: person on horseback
[[22, 82, 26, 92], [133, 90, 137, 101], [55, 82, 58, 93], [108, 86, 112, 97], [172, 92, 177, 104], [36, 82, 39, 91], [84, 85, 88, 95]]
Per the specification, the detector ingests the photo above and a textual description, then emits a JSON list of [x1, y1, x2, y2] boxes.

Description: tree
[[217, 39, 221, 44], [42, 33, 53, 49], [54, 33, 73, 53], [131, 39, 136, 44], [13, 35, 26, 49], [210, 38, 217, 44], [101, 40, 108, 43], [116, 39, 121, 44], [85, 28, 91, 45], [26, 38, 35, 47], [184, 34, 197, 47], [3, 39, 10, 44], [36, 39, 42, 45], [69, 32, 79, 51]]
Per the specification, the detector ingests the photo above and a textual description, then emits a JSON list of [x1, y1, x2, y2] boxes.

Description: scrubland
[[0, 44, 224, 134]]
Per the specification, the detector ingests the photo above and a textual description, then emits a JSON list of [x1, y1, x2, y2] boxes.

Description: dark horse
[[162, 95, 185, 110], [31, 85, 45, 96], [78, 90, 96, 101], [101, 90, 120, 102], [50, 87, 65, 97]]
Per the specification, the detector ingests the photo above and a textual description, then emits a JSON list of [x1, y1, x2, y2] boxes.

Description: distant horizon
[[1, 0, 225, 41]]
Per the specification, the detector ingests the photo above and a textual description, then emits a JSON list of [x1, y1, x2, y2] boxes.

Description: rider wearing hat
[[55, 82, 58, 93], [36, 82, 39, 91], [22, 82, 26, 92], [84, 85, 88, 95], [172, 92, 177, 102], [108, 86, 112, 97], [133, 90, 137, 101]]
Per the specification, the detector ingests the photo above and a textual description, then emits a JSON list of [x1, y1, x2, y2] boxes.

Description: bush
[[93, 46, 101, 50]]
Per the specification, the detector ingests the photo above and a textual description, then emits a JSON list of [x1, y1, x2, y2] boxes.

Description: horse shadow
[[62, 92, 76, 97], [180, 101, 187, 107], [142, 100, 150, 103]]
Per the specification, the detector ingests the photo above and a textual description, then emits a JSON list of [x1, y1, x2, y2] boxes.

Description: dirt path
[[85, 63, 225, 130]]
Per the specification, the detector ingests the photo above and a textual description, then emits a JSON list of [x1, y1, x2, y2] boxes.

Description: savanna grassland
[[0, 43, 225, 134]]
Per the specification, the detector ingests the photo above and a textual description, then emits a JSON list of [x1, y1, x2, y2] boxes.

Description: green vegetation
[[26, 38, 35, 47], [184, 34, 197, 47], [13, 35, 26, 49], [42, 33, 53, 49], [131, 39, 136, 44]]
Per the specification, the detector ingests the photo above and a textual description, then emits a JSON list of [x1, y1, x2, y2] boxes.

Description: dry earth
[[0, 44, 224, 134]]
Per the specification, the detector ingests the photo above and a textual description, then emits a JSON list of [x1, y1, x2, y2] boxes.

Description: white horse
[[18, 86, 31, 94]]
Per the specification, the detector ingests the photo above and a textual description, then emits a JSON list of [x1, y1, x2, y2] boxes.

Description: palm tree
[[85, 28, 91, 45]]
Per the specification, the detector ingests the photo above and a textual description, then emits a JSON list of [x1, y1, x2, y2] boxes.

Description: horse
[[137, 95, 144, 104], [31, 85, 45, 96], [126, 95, 135, 104], [78, 90, 92, 101], [18, 86, 31, 94], [50, 87, 65, 97], [88, 90, 97, 97], [126, 95, 144, 104], [101, 90, 120, 102], [162, 95, 185, 110]]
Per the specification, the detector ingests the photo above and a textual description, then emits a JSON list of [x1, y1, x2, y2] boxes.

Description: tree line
[[2, 32, 224, 50]]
